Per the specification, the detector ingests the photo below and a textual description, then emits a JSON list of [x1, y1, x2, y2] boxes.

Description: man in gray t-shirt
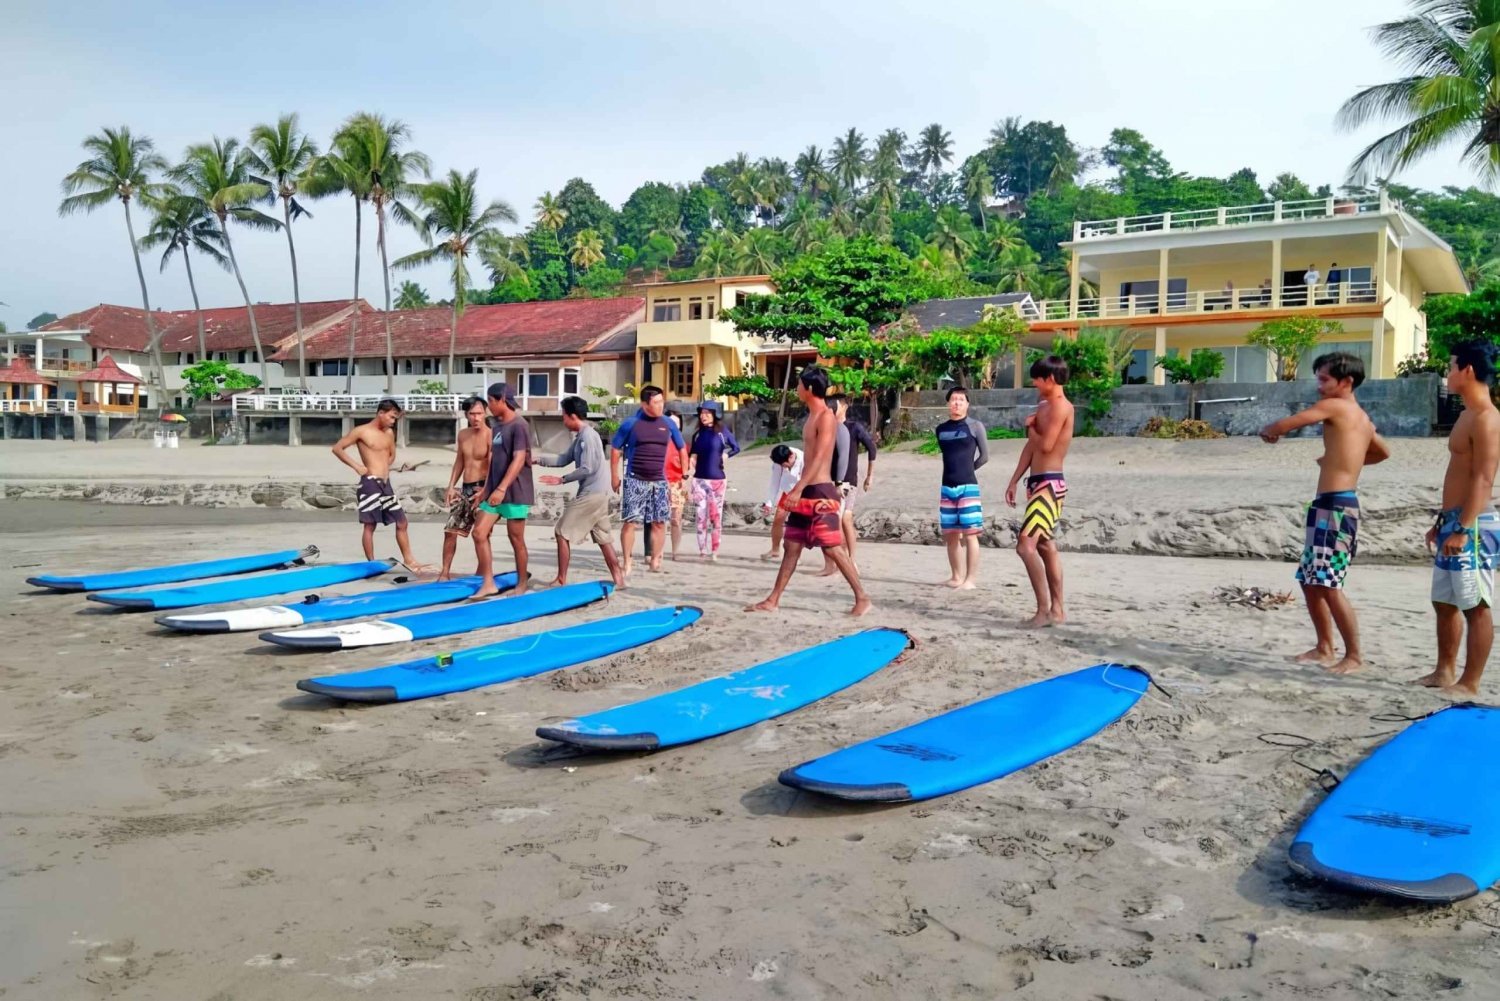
[[472, 383, 533, 598], [535, 396, 625, 587]]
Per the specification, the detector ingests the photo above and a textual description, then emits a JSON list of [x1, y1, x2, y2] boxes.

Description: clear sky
[[0, 0, 1476, 330]]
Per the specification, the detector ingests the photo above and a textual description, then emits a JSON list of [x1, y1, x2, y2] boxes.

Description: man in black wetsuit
[[935, 385, 988, 589]]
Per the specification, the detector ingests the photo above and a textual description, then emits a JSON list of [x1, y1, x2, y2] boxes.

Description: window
[[706, 300, 716, 319], [1123, 348, 1155, 384], [526, 372, 549, 398], [562, 368, 580, 395], [1204, 346, 1269, 383], [1298, 340, 1372, 378], [464, 357, 480, 374], [237, 351, 247, 364], [688, 298, 705, 320], [421, 358, 435, 375], [652, 298, 682, 322], [319, 359, 350, 376], [667, 356, 694, 398], [735, 291, 752, 308]]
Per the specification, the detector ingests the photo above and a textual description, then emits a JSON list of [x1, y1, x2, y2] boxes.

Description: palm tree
[[927, 206, 974, 265], [478, 232, 530, 286], [693, 231, 736, 277], [830, 127, 868, 191], [915, 123, 954, 180], [394, 168, 517, 391], [168, 137, 280, 384], [825, 181, 858, 237], [961, 158, 994, 233], [992, 244, 1043, 293], [303, 129, 372, 393], [535, 191, 567, 231], [138, 192, 228, 362], [1337, 1, 1500, 182], [984, 217, 1026, 259], [339, 113, 431, 393], [247, 114, 319, 390], [394, 281, 430, 309], [58, 127, 171, 403], [793, 145, 829, 197], [732, 228, 783, 274], [570, 229, 605, 270]]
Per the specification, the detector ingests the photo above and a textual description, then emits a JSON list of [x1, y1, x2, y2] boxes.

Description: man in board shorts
[[610, 386, 686, 575], [472, 383, 534, 599], [331, 398, 427, 571], [439, 396, 492, 580]]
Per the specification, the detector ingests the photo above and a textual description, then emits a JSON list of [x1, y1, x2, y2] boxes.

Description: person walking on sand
[[332, 398, 428, 572], [471, 383, 534, 599], [1418, 341, 1500, 696], [935, 386, 989, 590], [761, 443, 803, 561], [1005, 357, 1075, 627], [817, 397, 853, 576], [686, 401, 740, 560], [1259, 352, 1390, 674], [665, 413, 690, 561], [438, 396, 492, 581], [610, 386, 687, 576], [832, 394, 877, 571], [747, 365, 871, 617], [534, 395, 626, 589]]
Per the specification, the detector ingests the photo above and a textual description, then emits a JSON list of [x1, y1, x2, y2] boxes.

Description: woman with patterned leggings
[[686, 402, 741, 560]]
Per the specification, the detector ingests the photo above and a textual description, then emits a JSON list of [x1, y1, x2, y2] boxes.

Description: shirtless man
[[746, 365, 871, 617], [331, 398, 425, 570], [1259, 352, 1390, 674], [1006, 356, 1075, 627], [438, 396, 492, 580], [1418, 341, 1500, 696]]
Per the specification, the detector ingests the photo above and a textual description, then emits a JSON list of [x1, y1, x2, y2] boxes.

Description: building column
[[341, 415, 354, 437], [1157, 248, 1170, 315], [72, 413, 86, 441], [693, 346, 705, 401], [1067, 251, 1081, 319], [1376, 230, 1389, 305], [1153, 326, 1167, 386], [396, 416, 409, 448], [633, 349, 644, 394], [287, 415, 302, 448], [1270, 238, 1283, 308], [1013, 346, 1025, 389], [1371, 318, 1388, 380]]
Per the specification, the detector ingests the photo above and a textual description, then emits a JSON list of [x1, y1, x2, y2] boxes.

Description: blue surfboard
[[779, 663, 1150, 802], [155, 573, 523, 633], [261, 580, 614, 650], [535, 628, 913, 751], [297, 605, 701, 702], [26, 546, 313, 592], [89, 559, 397, 611], [1289, 703, 1500, 903]]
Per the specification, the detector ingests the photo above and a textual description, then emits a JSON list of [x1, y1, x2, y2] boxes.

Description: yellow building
[[1027, 191, 1468, 384], [635, 275, 798, 408]]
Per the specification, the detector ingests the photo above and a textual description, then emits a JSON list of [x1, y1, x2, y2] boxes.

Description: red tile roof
[[0, 355, 55, 385], [73, 353, 142, 385], [276, 297, 645, 362], [42, 300, 368, 354]]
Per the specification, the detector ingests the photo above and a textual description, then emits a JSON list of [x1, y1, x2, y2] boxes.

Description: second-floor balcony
[[635, 317, 745, 350], [0, 353, 92, 375], [1072, 193, 1392, 242], [1033, 280, 1382, 325]]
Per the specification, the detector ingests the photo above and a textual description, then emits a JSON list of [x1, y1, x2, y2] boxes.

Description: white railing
[[1074, 193, 1391, 241], [0, 398, 77, 414], [1035, 282, 1381, 322], [233, 393, 467, 414]]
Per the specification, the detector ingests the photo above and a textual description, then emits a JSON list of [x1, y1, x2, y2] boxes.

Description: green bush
[[1156, 350, 1225, 384], [1038, 332, 1119, 434], [703, 373, 777, 402], [1396, 350, 1448, 377], [414, 378, 448, 395]]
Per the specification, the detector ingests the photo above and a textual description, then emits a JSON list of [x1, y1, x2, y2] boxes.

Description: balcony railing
[[0, 354, 92, 374], [234, 393, 469, 414], [1073, 193, 1392, 242], [1034, 281, 1380, 322], [0, 398, 77, 414]]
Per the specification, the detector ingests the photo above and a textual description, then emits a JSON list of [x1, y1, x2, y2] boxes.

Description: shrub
[[703, 373, 777, 402], [1247, 317, 1342, 380], [414, 378, 448, 395], [1139, 417, 1224, 439], [1396, 350, 1448, 377], [1156, 350, 1225, 384]]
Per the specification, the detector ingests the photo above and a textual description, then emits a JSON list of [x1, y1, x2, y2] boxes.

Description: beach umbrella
[[159, 412, 188, 422]]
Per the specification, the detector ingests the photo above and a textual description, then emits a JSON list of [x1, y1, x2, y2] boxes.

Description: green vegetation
[[394, 280, 430, 309], [1157, 349, 1225, 384], [1139, 417, 1224, 440], [180, 359, 260, 404], [1247, 317, 1343, 381], [1043, 331, 1121, 434], [703, 373, 777, 403], [1422, 282, 1500, 361]]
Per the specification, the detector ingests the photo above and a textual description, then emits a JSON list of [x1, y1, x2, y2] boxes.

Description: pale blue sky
[[0, 0, 1474, 329]]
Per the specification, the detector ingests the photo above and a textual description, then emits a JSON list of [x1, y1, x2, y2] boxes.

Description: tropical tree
[[693, 231, 737, 277], [535, 191, 567, 231], [794, 145, 830, 197], [479, 232, 530, 287], [926, 206, 975, 265], [58, 127, 171, 402], [168, 137, 280, 383], [732, 227, 784, 274], [1337, 1, 1500, 183], [247, 114, 319, 389], [830, 127, 868, 191], [914, 123, 954, 181], [570, 228, 605, 270], [394, 280, 430, 309], [1247, 317, 1342, 380], [338, 113, 431, 393], [961, 156, 995, 233], [303, 127, 372, 392], [138, 192, 228, 362], [394, 168, 518, 391]]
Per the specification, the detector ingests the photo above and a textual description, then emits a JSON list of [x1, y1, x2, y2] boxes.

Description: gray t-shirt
[[484, 415, 535, 506], [537, 423, 609, 499], [832, 422, 849, 481]]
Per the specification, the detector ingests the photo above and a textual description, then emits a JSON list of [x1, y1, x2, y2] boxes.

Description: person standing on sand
[[332, 398, 428, 572], [761, 443, 803, 561], [471, 383, 534, 599], [934, 385, 988, 590], [816, 398, 852, 576], [747, 365, 871, 617], [534, 396, 626, 588], [665, 413, 690, 561], [1005, 357, 1075, 628], [1259, 352, 1390, 674], [832, 395, 877, 570], [686, 401, 740, 561], [1418, 341, 1500, 696], [610, 386, 687, 576], [438, 396, 492, 581]]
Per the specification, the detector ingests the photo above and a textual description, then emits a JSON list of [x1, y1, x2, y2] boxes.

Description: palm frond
[[391, 246, 447, 271], [1335, 77, 1427, 130]]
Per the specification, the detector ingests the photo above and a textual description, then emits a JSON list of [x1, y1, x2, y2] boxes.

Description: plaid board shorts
[[356, 475, 407, 526], [939, 483, 983, 535], [1432, 507, 1500, 610], [443, 481, 482, 537], [1295, 491, 1359, 589], [621, 476, 670, 525]]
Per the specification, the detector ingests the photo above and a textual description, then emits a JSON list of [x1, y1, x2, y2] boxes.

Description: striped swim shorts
[[939, 483, 983, 536]]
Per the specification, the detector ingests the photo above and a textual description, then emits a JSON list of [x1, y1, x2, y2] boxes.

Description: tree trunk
[[347, 197, 362, 395], [448, 298, 459, 395], [182, 249, 206, 361], [122, 199, 168, 410], [283, 196, 307, 391], [376, 200, 395, 395], [777, 343, 796, 423], [219, 219, 268, 385]]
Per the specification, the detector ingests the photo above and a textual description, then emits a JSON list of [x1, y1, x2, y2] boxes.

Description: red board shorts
[[782, 482, 844, 549]]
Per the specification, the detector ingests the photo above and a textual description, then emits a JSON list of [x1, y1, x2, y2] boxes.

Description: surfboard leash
[[1257, 732, 1343, 791]]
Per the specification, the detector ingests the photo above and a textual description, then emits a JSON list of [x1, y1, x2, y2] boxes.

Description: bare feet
[[510, 582, 529, 597], [817, 564, 839, 577], [956, 580, 977, 591], [941, 577, 962, 589], [744, 599, 778, 613], [1049, 606, 1066, 624], [1442, 681, 1481, 698], [542, 577, 565, 589], [1293, 647, 1337, 667], [1018, 611, 1051, 629], [468, 586, 500, 602], [710, 553, 719, 562], [759, 551, 778, 562], [671, 554, 680, 563], [648, 561, 665, 574], [849, 597, 873, 617], [1414, 669, 1457, 688], [436, 572, 452, 582], [622, 559, 634, 579], [610, 568, 627, 589], [1326, 655, 1363, 675]]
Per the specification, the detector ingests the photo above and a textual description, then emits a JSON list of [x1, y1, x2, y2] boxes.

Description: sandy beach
[[2, 437, 1497, 999]]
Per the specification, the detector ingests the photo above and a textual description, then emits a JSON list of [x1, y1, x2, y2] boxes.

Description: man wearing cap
[[610, 385, 687, 575], [471, 382, 534, 598]]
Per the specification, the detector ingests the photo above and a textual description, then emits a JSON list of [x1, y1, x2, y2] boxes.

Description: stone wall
[[898, 374, 1440, 438]]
